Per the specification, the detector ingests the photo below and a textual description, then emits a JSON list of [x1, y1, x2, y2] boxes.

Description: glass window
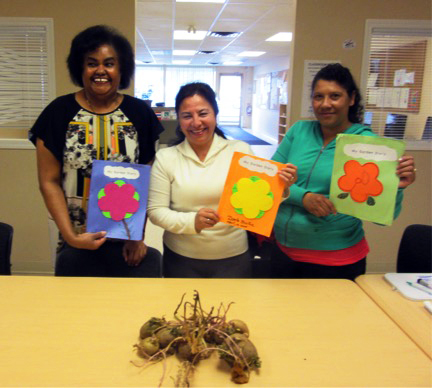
[[361, 20, 432, 150], [135, 65, 216, 107]]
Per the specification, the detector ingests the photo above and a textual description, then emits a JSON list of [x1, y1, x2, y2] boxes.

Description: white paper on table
[[384, 273, 432, 301]]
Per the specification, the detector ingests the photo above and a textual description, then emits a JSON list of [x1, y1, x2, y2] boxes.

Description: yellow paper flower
[[230, 176, 274, 219]]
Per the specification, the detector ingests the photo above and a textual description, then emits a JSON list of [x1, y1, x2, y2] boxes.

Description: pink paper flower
[[98, 180, 139, 221]]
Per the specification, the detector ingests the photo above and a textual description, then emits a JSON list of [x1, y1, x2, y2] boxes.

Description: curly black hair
[[311, 63, 364, 124], [67, 25, 134, 90], [171, 82, 226, 145]]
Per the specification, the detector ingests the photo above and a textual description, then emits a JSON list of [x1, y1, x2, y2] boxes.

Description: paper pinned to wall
[[394, 69, 406, 86], [400, 88, 409, 108], [405, 71, 415, 84], [367, 73, 378, 87], [367, 88, 378, 104]]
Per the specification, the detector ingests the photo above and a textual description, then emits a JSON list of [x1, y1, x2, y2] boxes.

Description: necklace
[[83, 90, 120, 114]]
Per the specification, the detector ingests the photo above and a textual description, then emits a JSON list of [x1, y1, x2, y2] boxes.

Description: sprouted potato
[[131, 291, 261, 387]]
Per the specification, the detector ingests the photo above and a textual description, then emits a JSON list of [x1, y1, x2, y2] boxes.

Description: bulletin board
[[256, 70, 287, 110], [366, 40, 427, 113]]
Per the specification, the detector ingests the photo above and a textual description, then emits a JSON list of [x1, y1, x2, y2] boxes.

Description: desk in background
[[0, 276, 431, 387], [356, 273, 432, 360], [153, 107, 178, 145], [158, 119, 178, 145]]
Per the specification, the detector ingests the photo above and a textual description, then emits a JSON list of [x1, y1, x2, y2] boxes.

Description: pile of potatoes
[[134, 308, 260, 385]]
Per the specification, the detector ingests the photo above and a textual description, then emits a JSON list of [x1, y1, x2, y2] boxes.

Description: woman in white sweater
[[147, 82, 296, 278]]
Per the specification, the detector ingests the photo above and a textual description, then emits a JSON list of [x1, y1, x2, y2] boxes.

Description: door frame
[[216, 72, 243, 126]]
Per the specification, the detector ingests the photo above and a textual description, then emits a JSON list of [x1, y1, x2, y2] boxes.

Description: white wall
[[252, 56, 290, 144]]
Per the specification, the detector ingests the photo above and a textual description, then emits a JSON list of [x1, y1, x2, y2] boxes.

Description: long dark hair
[[67, 25, 135, 90], [311, 63, 364, 124], [171, 82, 226, 145]]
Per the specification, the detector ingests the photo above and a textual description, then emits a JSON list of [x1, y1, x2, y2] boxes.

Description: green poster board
[[329, 134, 405, 225]]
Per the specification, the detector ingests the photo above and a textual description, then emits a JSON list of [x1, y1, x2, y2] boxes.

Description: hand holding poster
[[86, 160, 151, 240], [329, 134, 405, 225], [218, 152, 286, 237]]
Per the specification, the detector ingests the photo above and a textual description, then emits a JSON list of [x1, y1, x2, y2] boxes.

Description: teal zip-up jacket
[[272, 120, 404, 250]]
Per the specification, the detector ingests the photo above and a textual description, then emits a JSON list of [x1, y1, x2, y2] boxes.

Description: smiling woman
[[28, 25, 164, 277], [147, 82, 297, 278], [269, 63, 416, 280]]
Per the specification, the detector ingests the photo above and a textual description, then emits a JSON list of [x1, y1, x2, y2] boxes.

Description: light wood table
[[0, 276, 431, 387], [356, 273, 432, 359]]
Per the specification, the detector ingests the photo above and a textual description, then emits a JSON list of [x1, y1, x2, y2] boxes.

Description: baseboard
[[11, 261, 54, 276], [366, 262, 396, 273]]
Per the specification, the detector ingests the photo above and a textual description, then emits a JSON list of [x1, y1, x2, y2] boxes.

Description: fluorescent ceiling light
[[176, 0, 225, 3], [151, 50, 168, 55], [174, 30, 208, 40], [173, 50, 197, 56], [266, 32, 293, 42], [223, 61, 243, 65], [172, 60, 191, 65], [237, 51, 265, 57]]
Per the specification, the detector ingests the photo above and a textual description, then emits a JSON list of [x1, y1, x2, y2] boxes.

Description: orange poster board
[[218, 152, 286, 237]]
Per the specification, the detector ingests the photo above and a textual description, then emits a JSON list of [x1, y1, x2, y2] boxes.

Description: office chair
[[0, 222, 13, 275], [396, 224, 432, 273]]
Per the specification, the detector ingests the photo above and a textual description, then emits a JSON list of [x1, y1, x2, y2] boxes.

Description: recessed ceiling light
[[174, 30, 208, 40], [237, 51, 265, 57], [173, 50, 197, 56], [223, 61, 243, 65], [176, 0, 225, 3], [172, 60, 191, 65], [266, 32, 293, 42]]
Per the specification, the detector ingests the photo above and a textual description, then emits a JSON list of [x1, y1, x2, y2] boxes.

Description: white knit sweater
[[147, 135, 252, 259]]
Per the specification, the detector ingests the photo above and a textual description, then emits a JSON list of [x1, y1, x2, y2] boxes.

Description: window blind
[[361, 20, 432, 150], [0, 19, 55, 130]]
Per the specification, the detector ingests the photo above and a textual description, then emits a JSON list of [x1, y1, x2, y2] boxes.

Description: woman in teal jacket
[[271, 64, 416, 280]]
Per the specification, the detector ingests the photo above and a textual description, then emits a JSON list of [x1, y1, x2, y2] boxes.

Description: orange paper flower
[[338, 160, 383, 203]]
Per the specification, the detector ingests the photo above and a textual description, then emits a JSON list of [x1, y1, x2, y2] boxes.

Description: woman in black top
[[30, 25, 163, 277]]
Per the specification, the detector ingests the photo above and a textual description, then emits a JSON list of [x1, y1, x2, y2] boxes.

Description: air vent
[[209, 31, 240, 38], [198, 50, 216, 54]]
